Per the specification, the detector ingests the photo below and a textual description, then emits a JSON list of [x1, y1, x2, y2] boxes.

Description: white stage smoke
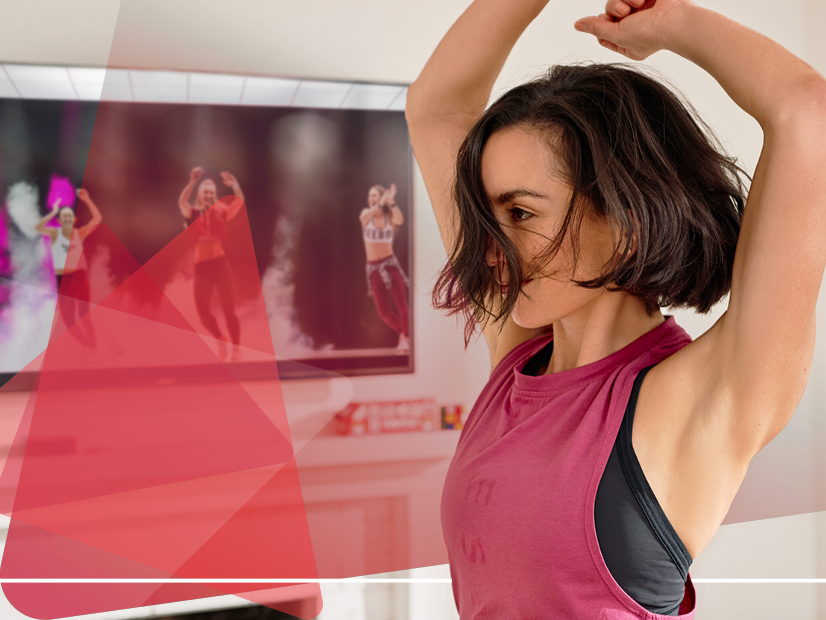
[[5, 181, 53, 290], [6, 181, 42, 240], [0, 182, 57, 371], [261, 216, 331, 356], [0, 279, 56, 373]]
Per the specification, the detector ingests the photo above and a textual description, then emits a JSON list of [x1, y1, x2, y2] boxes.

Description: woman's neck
[[546, 292, 664, 375]]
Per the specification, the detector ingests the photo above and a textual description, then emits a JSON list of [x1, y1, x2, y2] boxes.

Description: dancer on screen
[[35, 187, 101, 347], [361, 183, 410, 353], [178, 167, 245, 361]]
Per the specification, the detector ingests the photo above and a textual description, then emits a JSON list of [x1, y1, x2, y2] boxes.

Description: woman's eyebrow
[[494, 189, 548, 204]]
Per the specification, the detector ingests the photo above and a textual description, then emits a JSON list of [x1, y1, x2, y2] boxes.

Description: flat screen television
[[0, 84, 414, 388]]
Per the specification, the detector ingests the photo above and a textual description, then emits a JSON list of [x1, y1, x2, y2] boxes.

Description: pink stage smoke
[[46, 175, 77, 214]]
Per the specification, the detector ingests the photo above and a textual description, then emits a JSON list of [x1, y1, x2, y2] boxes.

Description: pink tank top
[[441, 316, 696, 619]]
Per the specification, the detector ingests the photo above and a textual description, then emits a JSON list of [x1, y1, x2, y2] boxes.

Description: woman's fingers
[[597, 38, 620, 53], [574, 15, 620, 42], [606, 0, 632, 19], [577, 0, 664, 60]]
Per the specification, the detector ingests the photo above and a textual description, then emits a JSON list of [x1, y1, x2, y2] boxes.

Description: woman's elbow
[[774, 72, 826, 132], [405, 82, 441, 128], [405, 82, 424, 122]]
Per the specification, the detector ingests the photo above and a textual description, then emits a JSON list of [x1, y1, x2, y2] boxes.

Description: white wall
[[2, 0, 826, 618], [804, 0, 826, 614]]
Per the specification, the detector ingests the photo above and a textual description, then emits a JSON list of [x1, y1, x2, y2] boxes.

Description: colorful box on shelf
[[335, 399, 439, 435], [440, 404, 468, 430]]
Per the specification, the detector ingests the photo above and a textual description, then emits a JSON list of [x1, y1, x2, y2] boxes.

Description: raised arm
[[75, 188, 102, 241], [406, 0, 550, 251], [220, 171, 246, 220], [407, 0, 554, 367], [389, 205, 404, 228], [576, 0, 826, 456], [360, 204, 382, 227], [382, 184, 404, 227], [178, 167, 203, 219], [34, 200, 60, 243]]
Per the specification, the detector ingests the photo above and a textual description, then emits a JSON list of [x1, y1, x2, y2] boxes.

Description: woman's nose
[[485, 241, 502, 269]]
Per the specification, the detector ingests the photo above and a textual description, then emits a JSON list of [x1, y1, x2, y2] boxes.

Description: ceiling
[[0, 63, 407, 109]]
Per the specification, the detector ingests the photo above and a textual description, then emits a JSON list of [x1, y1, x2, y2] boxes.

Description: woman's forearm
[[665, 4, 826, 129], [178, 181, 194, 204], [84, 198, 102, 225], [226, 186, 246, 220], [178, 182, 195, 216], [391, 205, 404, 226], [34, 209, 57, 234], [360, 205, 382, 226], [407, 0, 550, 118]]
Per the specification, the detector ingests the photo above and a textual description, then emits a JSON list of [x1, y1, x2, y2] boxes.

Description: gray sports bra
[[363, 214, 394, 243]]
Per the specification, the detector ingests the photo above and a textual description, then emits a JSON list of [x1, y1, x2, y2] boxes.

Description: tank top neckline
[[512, 315, 677, 395]]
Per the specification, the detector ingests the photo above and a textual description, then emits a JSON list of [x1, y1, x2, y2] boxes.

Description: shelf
[[296, 430, 461, 468]]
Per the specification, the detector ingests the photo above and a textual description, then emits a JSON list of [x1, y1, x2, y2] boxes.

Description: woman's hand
[[50, 198, 62, 215], [575, 0, 694, 61], [77, 188, 90, 203], [190, 167, 204, 182], [220, 171, 239, 190], [380, 183, 398, 206]]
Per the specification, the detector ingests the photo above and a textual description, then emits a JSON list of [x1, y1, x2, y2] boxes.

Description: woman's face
[[197, 180, 217, 208], [58, 207, 75, 228], [480, 126, 616, 329], [368, 188, 382, 207]]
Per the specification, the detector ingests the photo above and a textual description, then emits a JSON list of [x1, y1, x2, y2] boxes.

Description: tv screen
[[0, 94, 414, 386]]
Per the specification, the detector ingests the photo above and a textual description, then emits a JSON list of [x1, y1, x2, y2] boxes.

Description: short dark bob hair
[[433, 63, 749, 344]]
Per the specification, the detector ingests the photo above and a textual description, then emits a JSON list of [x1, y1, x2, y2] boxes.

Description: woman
[[178, 167, 245, 361], [361, 183, 410, 352], [35, 187, 102, 347], [406, 0, 826, 617]]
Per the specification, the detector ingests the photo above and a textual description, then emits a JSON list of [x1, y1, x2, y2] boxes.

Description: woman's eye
[[507, 207, 532, 222]]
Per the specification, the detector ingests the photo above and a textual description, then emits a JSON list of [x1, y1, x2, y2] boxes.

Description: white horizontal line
[[0, 579, 824, 584], [693, 579, 826, 584], [0, 579, 452, 584]]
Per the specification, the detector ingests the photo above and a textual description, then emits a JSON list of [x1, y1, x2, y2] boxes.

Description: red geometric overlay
[[0, 208, 322, 618]]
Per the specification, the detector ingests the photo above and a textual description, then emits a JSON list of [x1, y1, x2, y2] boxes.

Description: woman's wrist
[[658, 1, 705, 58], [657, 0, 822, 128]]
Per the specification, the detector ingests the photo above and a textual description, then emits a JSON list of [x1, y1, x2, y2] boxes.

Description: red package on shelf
[[335, 399, 439, 435]]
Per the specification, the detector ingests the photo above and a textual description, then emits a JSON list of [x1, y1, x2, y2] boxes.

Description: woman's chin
[[511, 305, 554, 330]]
